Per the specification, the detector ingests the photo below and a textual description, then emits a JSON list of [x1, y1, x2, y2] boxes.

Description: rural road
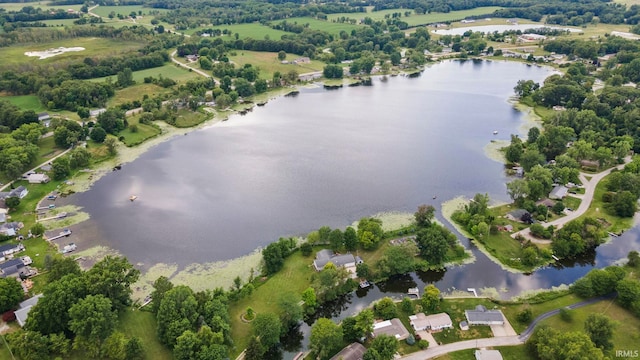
[[170, 50, 217, 83], [512, 157, 631, 243], [399, 295, 614, 360], [0, 147, 73, 192]]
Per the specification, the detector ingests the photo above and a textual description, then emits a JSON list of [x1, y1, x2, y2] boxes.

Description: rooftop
[[372, 318, 410, 340], [330, 342, 366, 360]]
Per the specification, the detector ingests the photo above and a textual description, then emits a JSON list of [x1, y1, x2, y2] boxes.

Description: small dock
[[407, 287, 420, 298], [46, 229, 72, 241], [37, 212, 67, 222], [551, 255, 560, 261], [360, 280, 371, 288], [467, 288, 478, 297]]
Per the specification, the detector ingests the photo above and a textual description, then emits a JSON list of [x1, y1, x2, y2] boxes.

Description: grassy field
[[582, 174, 635, 233], [281, 17, 361, 36], [183, 23, 291, 40], [91, 5, 169, 18], [228, 251, 314, 357], [327, 7, 504, 27], [108, 83, 172, 107], [2, 95, 47, 112], [434, 347, 535, 360], [117, 309, 173, 360], [88, 63, 200, 84], [536, 298, 640, 355], [118, 114, 161, 146], [0, 37, 144, 66], [501, 293, 581, 333], [173, 109, 209, 127], [0, 2, 83, 12], [431, 298, 498, 345], [39, 18, 79, 27], [229, 51, 325, 80], [35, 136, 65, 166]]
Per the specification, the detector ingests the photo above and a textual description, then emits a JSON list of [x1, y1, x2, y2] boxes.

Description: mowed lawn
[[228, 252, 315, 358], [229, 51, 325, 79], [39, 18, 79, 27], [327, 7, 504, 27], [184, 23, 291, 40], [0, 37, 145, 66], [537, 299, 640, 354], [117, 310, 173, 360], [281, 17, 361, 36], [2, 95, 47, 112], [87, 64, 201, 84], [118, 113, 161, 146]]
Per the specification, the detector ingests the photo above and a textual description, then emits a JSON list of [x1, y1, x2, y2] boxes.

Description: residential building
[[0, 243, 24, 257], [372, 318, 410, 340], [409, 312, 453, 331], [549, 185, 568, 200], [313, 249, 363, 271], [89, 108, 107, 117], [0, 258, 25, 277], [0, 186, 29, 200], [475, 349, 503, 360], [330, 343, 366, 360], [505, 209, 531, 223], [15, 294, 43, 327], [37, 112, 51, 121], [27, 173, 50, 184], [0, 222, 24, 236], [465, 305, 505, 326]]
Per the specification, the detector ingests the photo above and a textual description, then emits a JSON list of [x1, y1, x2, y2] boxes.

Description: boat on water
[[359, 280, 371, 288], [129, 195, 138, 201], [493, 130, 498, 135]]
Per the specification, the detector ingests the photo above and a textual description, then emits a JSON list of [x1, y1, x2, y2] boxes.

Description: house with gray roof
[[0, 258, 25, 277], [409, 312, 453, 331], [505, 209, 531, 223], [0, 186, 29, 200], [0, 211, 6, 224], [465, 305, 505, 325], [372, 318, 410, 340], [330, 342, 366, 360], [313, 249, 362, 271], [15, 294, 43, 327], [0, 222, 24, 236], [0, 242, 24, 257], [549, 185, 568, 200]]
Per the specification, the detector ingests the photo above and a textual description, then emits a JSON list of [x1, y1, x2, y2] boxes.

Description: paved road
[[0, 147, 73, 192], [512, 158, 631, 243], [399, 295, 614, 360]]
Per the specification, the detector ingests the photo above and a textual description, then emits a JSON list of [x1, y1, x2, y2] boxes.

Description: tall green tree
[[0, 277, 23, 313], [151, 276, 174, 314], [69, 294, 118, 357], [310, 318, 342, 360], [369, 334, 398, 360], [414, 204, 435, 227], [85, 256, 140, 311], [157, 285, 199, 347], [252, 313, 281, 350], [421, 284, 441, 312], [584, 313, 615, 351]]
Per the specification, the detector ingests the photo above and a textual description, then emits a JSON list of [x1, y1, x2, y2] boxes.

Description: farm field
[[90, 5, 169, 19], [2, 95, 47, 112], [87, 64, 201, 84], [38, 18, 80, 27], [280, 17, 361, 36], [229, 51, 325, 80], [0, 37, 145, 66], [183, 22, 291, 39], [327, 7, 504, 27], [0, 1, 83, 12]]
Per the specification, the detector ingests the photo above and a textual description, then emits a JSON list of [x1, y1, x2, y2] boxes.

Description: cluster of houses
[[330, 304, 507, 360], [0, 243, 35, 279], [280, 57, 311, 65]]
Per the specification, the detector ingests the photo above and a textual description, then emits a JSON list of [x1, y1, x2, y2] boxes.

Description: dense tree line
[[6, 256, 143, 360], [0, 6, 80, 25], [0, 100, 38, 131], [38, 80, 114, 110], [67, 51, 167, 79], [0, 122, 45, 179]]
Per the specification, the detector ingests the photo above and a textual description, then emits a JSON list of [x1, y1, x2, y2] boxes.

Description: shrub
[[300, 242, 313, 256], [417, 339, 429, 349], [2, 310, 16, 322], [405, 334, 415, 345], [517, 308, 532, 323], [559, 308, 573, 322]]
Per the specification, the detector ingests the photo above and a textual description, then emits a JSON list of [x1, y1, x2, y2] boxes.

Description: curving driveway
[[511, 157, 631, 244], [399, 294, 615, 360]]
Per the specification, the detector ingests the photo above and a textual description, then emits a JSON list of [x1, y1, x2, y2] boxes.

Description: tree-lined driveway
[[512, 157, 631, 244]]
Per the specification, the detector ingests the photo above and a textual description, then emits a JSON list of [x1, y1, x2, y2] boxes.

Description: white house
[[549, 185, 568, 200], [27, 173, 50, 184], [409, 312, 453, 331], [372, 318, 410, 340]]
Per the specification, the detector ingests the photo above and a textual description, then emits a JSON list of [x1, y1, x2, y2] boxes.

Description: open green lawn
[[0, 37, 145, 66], [35, 136, 65, 166], [108, 83, 171, 107], [536, 298, 640, 355], [228, 251, 315, 357], [173, 109, 209, 128], [39, 18, 79, 27], [183, 23, 291, 40], [117, 309, 172, 360], [118, 114, 161, 146], [328, 7, 504, 27], [582, 174, 635, 233], [2, 95, 47, 112], [229, 51, 325, 79], [91, 5, 169, 18], [281, 17, 361, 36], [434, 347, 535, 360], [501, 293, 581, 333], [88, 63, 200, 84]]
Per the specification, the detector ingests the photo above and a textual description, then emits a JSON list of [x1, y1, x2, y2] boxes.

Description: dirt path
[[170, 50, 218, 84]]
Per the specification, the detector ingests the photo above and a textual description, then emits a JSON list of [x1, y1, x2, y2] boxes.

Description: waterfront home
[[313, 249, 363, 272], [27, 173, 50, 184], [464, 305, 505, 326], [372, 318, 410, 340], [0, 258, 25, 277], [0, 243, 24, 258], [330, 343, 366, 360], [505, 209, 531, 223], [549, 185, 568, 200], [0, 222, 24, 236], [409, 312, 453, 331], [0, 186, 29, 200], [15, 294, 43, 327]]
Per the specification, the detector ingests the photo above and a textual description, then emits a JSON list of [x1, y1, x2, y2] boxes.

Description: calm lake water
[[432, 24, 582, 36], [73, 60, 640, 298]]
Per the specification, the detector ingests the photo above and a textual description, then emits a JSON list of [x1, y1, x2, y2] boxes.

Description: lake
[[72, 60, 640, 298], [433, 24, 582, 36]]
